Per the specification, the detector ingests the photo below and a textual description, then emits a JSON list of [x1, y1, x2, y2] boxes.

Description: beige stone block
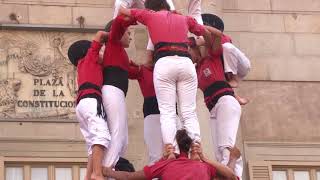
[[29, 5, 72, 25], [0, 4, 29, 24], [239, 81, 320, 141], [249, 13, 285, 32], [272, 0, 320, 11], [223, 0, 237, 9], [223, 13, 250, 32], [76, 0, 113, 7], [72, 7, 113, 27], [4, 0, 76, 6], [246, 56, 320, 81], [223, 13, 284, 32], [236, 32, 294, 56], [294, 34, 320, 56], [285, 14, 320, 33], [237, 0, 271, 10]]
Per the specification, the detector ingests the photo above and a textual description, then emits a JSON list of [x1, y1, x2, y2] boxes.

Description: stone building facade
[[0, 0, 319, 179]]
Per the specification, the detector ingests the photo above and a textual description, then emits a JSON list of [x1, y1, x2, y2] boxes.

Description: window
[[272, 167, 320, 180], [5, 163, 86, 180]]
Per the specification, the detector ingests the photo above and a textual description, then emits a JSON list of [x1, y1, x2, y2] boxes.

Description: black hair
[[176, 129, 192, 153], [201, 13, 224, 32], [144, 0, 170, 11], [104, 20, 114, 32], [67, 40, 91, 66]]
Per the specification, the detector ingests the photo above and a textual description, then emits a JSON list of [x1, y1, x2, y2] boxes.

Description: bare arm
[[204, 25, 222, 52], [191, 144, 238, 180], [202, 157, 238, 180], [103, 167, 147, 180]]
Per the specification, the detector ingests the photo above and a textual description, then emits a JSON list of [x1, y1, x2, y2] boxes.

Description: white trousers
[[102, 85, 128, 167], [144, 114, 163, 164], [210, 95, 243, 178], [76, 98, 111, 156], [223, 42, 251, 79], [154, 56, 201, 146]]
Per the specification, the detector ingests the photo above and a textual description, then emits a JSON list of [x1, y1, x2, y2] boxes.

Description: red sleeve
[[84, 40, 102, 63], [143, 160, 170, 180], [128, 63, 142, 79], [109, 15, 137, 42], [222, 34, 232, 44], [130, 8, 152, 25], [187, 16, 206, 36]]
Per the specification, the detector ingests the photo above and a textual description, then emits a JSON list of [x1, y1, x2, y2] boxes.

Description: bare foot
[[235, 95, 249, 105], [226, 73, 239, 88]]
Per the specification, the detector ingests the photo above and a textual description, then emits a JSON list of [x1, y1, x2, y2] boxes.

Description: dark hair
[[201, 13, 224, 32], [144, 0, 170, 11], [67, 40, 91, 66], [176, 129, 192, 153], [104, 20, 114, 32]]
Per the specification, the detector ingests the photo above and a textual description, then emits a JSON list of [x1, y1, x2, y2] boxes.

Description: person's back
[[144, 153, 216, 180], [130, 9, 205, 46]]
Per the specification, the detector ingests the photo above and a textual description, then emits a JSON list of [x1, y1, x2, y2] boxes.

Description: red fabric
[[221, 34, 232, 44], [196, 52, 225, 92], [103, 15, 136, 71], [143, 153, 216, 180], [128, 64, 156, 97], [130, 9, 205, 45], [77, 40, 103, 101]]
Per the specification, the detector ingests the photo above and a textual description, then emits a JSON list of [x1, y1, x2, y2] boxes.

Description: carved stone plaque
[[0, 30, 92, 121]]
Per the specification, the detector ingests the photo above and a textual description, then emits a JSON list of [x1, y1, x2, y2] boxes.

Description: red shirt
[[128, 64, 155, 98], [77, 41, 103, 103], [143, 153, 216, 180], [222, 34, 232, 44], [196, 50, 225, 91], [103, 15, 136, 71], [130, 9, 205, 45]]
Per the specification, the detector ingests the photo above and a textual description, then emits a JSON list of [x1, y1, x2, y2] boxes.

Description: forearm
[[202, 157, 238, 180], [103, 168, 146, 180], [205, 25, 222, 37]]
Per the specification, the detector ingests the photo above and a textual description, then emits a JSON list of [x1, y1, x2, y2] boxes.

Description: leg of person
[[223, 42, 251, 79], [102, 85, 128, 168], [176, 57, 202, 160], [154, 57, 179, 158], [214, 95, 243, 178], [144, 114, 163, 164], [78, 98, 111, 180], [176, 57, 201, 142], [188, 0, 203, 24], [76, 100, 94, 180]]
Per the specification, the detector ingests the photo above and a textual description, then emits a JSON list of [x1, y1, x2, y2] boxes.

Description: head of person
[[201, 13, 224, 32], [176, 129, 192, 154], [67, 40, 91, 66], [105, 19, 132, 48], [144, 0, 171, 11]]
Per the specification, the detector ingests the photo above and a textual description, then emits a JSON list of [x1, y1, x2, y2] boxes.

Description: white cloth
[[188, 0, 203, 25], [76, 98, 111, 156], [210, 95, 243, 178], [154, 56, 201, 147], [223, 42, 251, 79], [144, 114, 163, 164], [102, 85, 128, 167]]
